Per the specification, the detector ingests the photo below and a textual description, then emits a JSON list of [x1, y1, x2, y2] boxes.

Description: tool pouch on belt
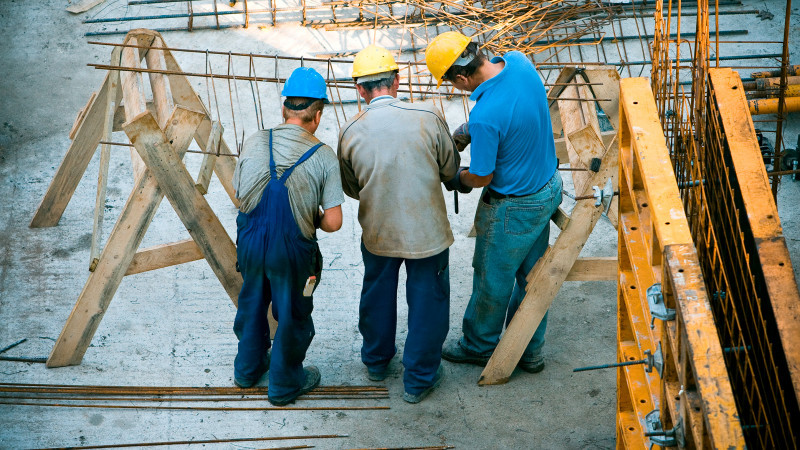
[[293, 243, 323, 319]]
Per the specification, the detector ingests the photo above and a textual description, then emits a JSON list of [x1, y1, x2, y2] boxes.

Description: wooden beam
[[123, 109, 242, 303], [126, 239, 203, 275], [163, 50, 239, 206], [69, 92, 97, 140], [566, 256, 617, 281], [89, 59, 121, 272], [554, 130, 616, 162], [144, 37, 174, 130], [584, 67, 621, 134], [478, 130, 616, 385], [551, 206, 570, 230], [46, 106, 203, 368], [196, 122, 222, 194], [30, 72, 112, 228], [66, 0, 106, 14], [120, 37, 148, 180]]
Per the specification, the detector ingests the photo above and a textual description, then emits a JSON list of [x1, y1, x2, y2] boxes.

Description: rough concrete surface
[[0, 1, 797, 449]]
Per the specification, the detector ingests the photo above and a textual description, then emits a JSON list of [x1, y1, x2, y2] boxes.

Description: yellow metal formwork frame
[[616, 78, 744, 448]]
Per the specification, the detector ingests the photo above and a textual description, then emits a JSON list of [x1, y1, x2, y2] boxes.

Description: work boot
[[268, 366, 321, 406], [518, 354, 545, 374], [403, 365, 444, 404], [367, 364, 389, 382], [233, 351, 271, 388], [441, 341, 489, 366]]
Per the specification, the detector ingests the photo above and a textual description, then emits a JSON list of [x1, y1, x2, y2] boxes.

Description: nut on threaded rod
[[574, 342, 664, 378]]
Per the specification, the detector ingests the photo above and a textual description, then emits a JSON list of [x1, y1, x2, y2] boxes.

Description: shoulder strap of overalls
[[268, 129, 278, 179], [277, 141, 325, 184]]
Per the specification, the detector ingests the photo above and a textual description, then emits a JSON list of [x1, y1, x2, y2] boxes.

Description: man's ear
[[356, 83, 367, 100], [314, 109, 323, 125], [393, 74, 400, 89]]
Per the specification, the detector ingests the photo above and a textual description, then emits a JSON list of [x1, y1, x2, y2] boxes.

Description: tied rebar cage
[[649, 1, 800, 447]]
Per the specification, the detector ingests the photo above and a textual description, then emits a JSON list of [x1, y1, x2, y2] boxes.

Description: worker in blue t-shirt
[[426, 32, 563, 376]]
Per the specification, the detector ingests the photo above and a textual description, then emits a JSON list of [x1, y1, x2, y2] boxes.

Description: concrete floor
[[0, 1, 797, 449]]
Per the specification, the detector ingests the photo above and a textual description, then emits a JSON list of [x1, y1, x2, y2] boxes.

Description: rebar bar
[[34, 434, 346, 450]]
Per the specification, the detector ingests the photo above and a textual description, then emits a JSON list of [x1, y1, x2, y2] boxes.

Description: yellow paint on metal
[[748, 96, 800, 115], [617, 77, 745, 448]]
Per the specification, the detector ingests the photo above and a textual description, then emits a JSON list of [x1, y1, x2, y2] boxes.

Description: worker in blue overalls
[[232, 67, 344, 406]]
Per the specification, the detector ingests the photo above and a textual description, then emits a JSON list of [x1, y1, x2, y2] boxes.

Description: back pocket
[[505, 205, 546, 236]]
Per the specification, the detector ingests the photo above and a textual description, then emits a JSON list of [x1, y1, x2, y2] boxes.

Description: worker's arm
[[463, 120, 498, 189], [318, 205, 343, 232], [461, 171, 493, 188], [432, 107, 460, 182], [337, 131, 362, 200]]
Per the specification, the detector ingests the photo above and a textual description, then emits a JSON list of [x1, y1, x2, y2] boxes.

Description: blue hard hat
[[281, 67, 329, 103]]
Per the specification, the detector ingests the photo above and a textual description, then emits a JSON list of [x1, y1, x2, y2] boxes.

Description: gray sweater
[[338, 96, 459, 259]]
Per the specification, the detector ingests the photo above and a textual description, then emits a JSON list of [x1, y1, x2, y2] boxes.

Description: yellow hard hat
[[425, 31, 471, 87], [352, 45, 399, 79]]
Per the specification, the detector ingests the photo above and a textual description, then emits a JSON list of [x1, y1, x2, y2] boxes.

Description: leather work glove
[[452, 122, 470, 152], [443, 167, 473, 194]]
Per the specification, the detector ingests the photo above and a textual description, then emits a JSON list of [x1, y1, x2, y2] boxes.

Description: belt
[[486, 188, 525, 200], [482, 188, 528, 204]]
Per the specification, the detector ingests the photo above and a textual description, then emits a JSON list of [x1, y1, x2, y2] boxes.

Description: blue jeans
[[460, 171, 562, 362], [359, 243, 450, 395]]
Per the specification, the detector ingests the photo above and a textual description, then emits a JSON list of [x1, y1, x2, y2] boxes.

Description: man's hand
[[452, 122, 470, 152], [443, 167, 473, 194]]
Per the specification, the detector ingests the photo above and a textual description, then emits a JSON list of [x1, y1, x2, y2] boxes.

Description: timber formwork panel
[[617, 77, 744, 448], [669, 68, 800, 447]]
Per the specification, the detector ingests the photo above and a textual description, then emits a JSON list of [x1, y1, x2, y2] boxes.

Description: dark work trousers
[[234, 130, 323, 400], [359, 242, 450, 395]]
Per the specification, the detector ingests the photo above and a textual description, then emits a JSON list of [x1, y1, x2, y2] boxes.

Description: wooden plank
[[478, 145, 615, 385], [120, 36, 148, 180], [664, 244, 744, 447], [710, 68, 800, 401], [620, 78, 692, 247], [66, 0, 105, 13], [126, 239, 203, 275], [123, 109, 242, 303], [162, 49, 238, 206], [550, 206, 570, 230], [565, 256, 617, 281], [30, 72, 112, 228], [89, 65, 121, 272], [554, 130, 616, 162], [46, 106, 203, 368], [195, 122, 222, 194], [584, 67, 621, 133], [144, 37, 174, 130], [69, 92, 97, 140], [558, 81, 602, 195]]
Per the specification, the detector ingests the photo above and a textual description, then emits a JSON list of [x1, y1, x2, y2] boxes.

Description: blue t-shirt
[[468, 51, 557, 195]]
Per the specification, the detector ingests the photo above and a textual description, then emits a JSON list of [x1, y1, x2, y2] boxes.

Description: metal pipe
[[749, 97, 800, 115]]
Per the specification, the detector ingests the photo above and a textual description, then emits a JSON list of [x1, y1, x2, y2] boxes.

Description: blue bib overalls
[[233, 130, 323, 398]]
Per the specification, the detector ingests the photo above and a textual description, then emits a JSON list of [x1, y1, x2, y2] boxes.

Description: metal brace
[[645, 409, 686, 448], [642, 342, 664, 378], [590, 178, 615, 215], [647, 283, 676, 329]]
